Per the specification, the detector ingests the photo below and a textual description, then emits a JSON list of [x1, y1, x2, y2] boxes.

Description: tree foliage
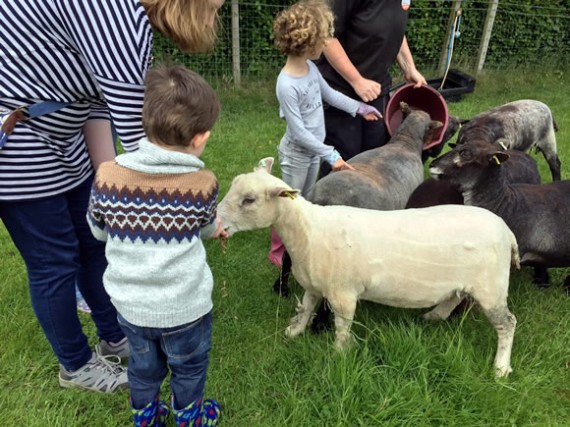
[[154, 0, 569, 79]]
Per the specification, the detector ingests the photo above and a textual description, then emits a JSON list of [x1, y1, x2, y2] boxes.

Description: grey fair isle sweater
[[87, 138, 219, 328], [276, 60, 360, 164]]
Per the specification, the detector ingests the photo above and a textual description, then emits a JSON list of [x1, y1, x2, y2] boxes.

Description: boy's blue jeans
[[117, 311, 213, 409], [0, 176, 125, 371]]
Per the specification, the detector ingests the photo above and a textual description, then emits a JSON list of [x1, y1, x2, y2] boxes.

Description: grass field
[[0, 68, 569, 426]]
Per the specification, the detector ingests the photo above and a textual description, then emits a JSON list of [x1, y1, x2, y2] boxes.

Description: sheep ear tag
[[281, 190, 298, 200], [490, 153, 509, 165], [496, 139, 508, 150]]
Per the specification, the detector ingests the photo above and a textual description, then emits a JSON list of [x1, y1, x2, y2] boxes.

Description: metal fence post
[[476, 0, 500, 74], [438, 0, 463, 76], [231, 0, 241, 86]]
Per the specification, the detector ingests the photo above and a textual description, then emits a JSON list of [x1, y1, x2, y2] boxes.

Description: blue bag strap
[[30, 101, 118, 149], [2, 101, 118, 152], [26, 101, 72, 119]]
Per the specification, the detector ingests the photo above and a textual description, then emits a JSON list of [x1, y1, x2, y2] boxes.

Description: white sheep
[[219, 158, 520, 377]]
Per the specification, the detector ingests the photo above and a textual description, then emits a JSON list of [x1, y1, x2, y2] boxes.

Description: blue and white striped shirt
[[0, 0, 153, 200]]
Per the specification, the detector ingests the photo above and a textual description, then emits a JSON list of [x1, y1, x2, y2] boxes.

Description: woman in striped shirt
[[0, 0, 224, 405]]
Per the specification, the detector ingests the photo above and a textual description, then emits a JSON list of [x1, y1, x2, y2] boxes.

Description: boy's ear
[[191, 130, 211, 149]]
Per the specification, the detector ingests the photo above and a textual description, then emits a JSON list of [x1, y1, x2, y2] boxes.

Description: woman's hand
[[352, 77, 381, 102]]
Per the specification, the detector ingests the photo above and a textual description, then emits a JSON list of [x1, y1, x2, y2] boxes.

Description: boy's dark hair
[[142, 64, 220, 146]]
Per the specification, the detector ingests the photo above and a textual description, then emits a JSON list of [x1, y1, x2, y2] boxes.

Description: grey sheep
[[456, 99, 560, 181]]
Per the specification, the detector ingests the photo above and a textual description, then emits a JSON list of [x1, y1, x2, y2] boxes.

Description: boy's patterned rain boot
[[131, 395, 170, 427], [172, 395, 221, 427]]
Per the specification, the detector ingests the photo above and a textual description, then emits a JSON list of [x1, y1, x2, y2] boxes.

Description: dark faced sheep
[[429, 139, 570, 288], [406, 148, 541, 209]]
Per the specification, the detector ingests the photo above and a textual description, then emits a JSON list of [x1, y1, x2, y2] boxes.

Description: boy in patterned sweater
[[87, 64, 227, 427]]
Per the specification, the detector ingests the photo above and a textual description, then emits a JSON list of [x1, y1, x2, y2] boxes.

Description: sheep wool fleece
[[87, 138, 219, 328]]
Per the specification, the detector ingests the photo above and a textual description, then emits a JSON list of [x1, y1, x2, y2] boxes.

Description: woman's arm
[[322, 38, 381, 102], [60, 1, 152, 152], [396, 36, 427, 87]]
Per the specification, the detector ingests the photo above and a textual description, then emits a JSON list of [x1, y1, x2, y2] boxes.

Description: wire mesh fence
[[153, 0, 569, 85]]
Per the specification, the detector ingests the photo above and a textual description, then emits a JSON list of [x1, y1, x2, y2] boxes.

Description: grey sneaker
[[59, 352, 129, 393], [96, 337, 130, 361]]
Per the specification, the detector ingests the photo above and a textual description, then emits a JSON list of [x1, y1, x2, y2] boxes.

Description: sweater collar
[[116, 137, 205, 174]]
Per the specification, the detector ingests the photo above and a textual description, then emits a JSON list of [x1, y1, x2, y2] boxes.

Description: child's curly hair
[[273, 1, 334, 56]]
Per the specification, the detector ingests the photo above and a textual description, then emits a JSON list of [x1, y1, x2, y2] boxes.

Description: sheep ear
[[495, 138, 509, 150], [429, 120, 444, 131], [400, 102, 411, 117], [255, 157, 274, 173], [267, 187, 300, 199], [423, 120, 444, 145], [489, 152, 510, 165]]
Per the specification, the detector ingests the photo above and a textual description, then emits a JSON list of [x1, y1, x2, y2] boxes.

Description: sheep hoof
[[422, 310, 444, 321], [334, 340, 348, 351], [334, 334, 356, 351], [285, 325, 303, 338], [495, 365, 512, 378]]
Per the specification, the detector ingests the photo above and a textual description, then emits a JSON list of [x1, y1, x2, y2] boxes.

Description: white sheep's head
[[218, 158, 300, 236]]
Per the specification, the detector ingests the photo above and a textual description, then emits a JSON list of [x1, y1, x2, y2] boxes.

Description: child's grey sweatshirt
[[276, 61, 359, 164]]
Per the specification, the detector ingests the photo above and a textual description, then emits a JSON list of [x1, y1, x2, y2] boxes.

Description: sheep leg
[[532, 266, 550, 288], [310, 299, 334, 334], [285, 291, 321, 338], [273, 250, 292, 298], [327, 295, 358, 351], [545, 154, 561, 182], [537, 145, 561, 181], [479, 305, 517, 378], [422, 293, 465, 321]]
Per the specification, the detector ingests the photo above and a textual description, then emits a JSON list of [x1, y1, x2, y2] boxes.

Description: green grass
[[1, 67, 569, 426]]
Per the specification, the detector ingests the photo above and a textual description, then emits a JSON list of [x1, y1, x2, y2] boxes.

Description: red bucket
[[385, 83, 449, 150]]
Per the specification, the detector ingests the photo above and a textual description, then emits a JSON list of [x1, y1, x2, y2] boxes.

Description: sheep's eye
[[459, 149, 472, 160], [241, 196, 256, 206]]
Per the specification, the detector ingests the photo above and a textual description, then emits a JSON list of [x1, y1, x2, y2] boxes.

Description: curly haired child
[[269, 0, 382, 267]]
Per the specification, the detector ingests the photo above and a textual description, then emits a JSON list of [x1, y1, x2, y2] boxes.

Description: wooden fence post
[[231, 0, 241, 86], [438, 0, 463, 76], [476, 0, 500, 74]]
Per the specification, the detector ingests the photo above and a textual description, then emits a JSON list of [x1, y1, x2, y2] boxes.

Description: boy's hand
[[332, 158, 354, 172], [211, 216, 229, 239]]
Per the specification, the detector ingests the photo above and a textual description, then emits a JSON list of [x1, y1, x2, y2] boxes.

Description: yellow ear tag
[[283, 190, 297, 200], [492, 155, 501, 165]]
